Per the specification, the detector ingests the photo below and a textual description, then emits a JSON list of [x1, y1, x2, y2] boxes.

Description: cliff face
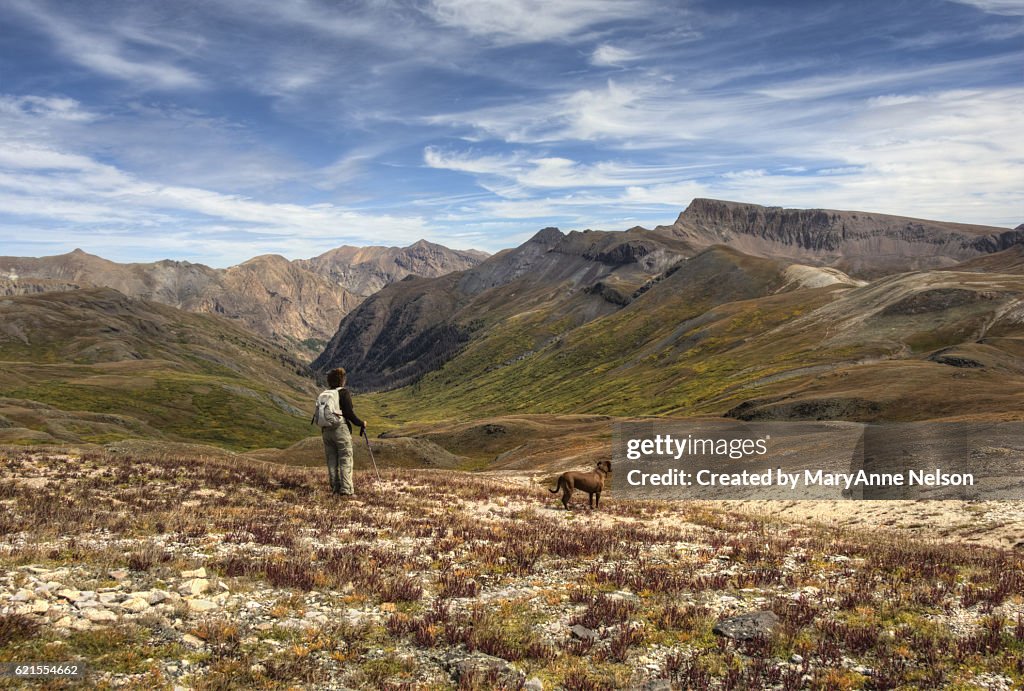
[[661, 199, 1024, 278]]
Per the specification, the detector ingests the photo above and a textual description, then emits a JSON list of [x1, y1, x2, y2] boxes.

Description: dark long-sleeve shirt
[[337, 387, 365, 432]]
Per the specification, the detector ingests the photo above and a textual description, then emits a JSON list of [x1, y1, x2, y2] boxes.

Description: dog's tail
[[548, 476, 564, 493]]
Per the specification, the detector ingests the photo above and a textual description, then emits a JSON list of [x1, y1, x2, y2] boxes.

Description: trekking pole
[[362, 429, 382, 482]]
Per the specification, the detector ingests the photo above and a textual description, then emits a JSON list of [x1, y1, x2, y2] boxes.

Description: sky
[[0, 0, 1021, 265]]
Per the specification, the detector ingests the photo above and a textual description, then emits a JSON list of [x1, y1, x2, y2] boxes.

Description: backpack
[[311, 388, 343, 428]]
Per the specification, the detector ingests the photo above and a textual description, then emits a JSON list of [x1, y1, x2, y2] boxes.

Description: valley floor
[[0, 447, 1022, 689]]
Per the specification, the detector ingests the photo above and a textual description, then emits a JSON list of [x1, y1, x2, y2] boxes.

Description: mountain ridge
[[0, 240, 488, 354], [660, 198, 1023, 278]]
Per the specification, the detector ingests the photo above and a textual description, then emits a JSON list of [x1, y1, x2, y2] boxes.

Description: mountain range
[[314, 199, 1024, 434], [3, 198, 1022, 456], [0, 240, 487, 355]]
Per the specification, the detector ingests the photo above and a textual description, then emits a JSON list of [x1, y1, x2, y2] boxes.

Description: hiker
[[312, 367, 367, 496]]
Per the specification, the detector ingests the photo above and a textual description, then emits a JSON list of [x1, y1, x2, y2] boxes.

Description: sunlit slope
[[372, 249, 1024, 422], [0, 288, 316, 449]]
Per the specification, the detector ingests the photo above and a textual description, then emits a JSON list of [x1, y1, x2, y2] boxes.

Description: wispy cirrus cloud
[[425, 0, 652, 44], [6, 0, 203, 89], [948, 0, 1024, 15], [590, 44, 641, 67]]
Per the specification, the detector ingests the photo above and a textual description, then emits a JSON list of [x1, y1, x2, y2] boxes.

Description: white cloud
[[949, 0, 1024, 15], [591, 44, 639, 67], [424, 146, 712, 192], [0, 95, 96, 122], [426, 0, 650, 44]]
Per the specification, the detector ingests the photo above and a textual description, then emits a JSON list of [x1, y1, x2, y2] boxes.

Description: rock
[[790, 653, 804, 664], [187, 599, 217, 613], [70, 618, 93, 631], [109, 569, 129, 580], [99, 592, 121, 604], [179, 579, 210, 596], [137, 590, 167, 605], [524, 678, 544, 691], [75, 600, 101, 610], [31, 600, 49, 614], [255, 622, 274, 631], [609, 590, 641, 602], [380, 602, 397, 612], [121, 598, 150, 613], [11, 588, 35, 602], [182, 567, 207, 579], [182, 634, 205, 648], [712, 610, 780, 640], [84, 608, 118, 623], [569, 624, 599, 642]]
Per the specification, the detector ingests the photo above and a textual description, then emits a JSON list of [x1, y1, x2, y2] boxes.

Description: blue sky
[[0, 0, 1021, 265]]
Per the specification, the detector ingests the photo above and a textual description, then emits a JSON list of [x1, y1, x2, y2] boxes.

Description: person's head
[[327, 367, 347, 388]]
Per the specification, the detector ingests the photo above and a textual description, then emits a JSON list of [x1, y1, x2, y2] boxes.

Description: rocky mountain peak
[[528, 227, 565, 246]]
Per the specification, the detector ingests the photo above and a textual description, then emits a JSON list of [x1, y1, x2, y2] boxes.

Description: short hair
[[327, 367, 346, 388]]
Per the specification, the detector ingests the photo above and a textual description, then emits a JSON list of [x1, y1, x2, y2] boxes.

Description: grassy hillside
[[0, 288, 320, 450], [370, 250, 1024, 425]]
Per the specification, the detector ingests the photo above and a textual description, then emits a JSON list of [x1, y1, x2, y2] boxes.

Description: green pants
[[322, 424, 354, 494]]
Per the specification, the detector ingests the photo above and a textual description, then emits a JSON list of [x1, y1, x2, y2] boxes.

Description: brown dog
[[549, 460, 612, 510]]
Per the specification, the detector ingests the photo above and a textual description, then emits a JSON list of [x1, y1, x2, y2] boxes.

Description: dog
[[549, 460, 612, 510]]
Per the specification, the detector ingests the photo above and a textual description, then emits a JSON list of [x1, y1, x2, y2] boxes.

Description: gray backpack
[[311, 388, 342, 428]]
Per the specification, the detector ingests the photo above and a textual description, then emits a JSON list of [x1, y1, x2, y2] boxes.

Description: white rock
[[179, 579, 210, 596], [121, 598, 150, 613], [181, 567, 207, 579], [11, 588, 35, 602], [187, 599, 217, 613], [181, 633, 205, 648], [70, 619, 93, 631], [109, 569, 129, 580], [99, 593, 120, 604], [145, 590, 168, 605], [84, 608, 117, 623], [31, 600, 49, 614]]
